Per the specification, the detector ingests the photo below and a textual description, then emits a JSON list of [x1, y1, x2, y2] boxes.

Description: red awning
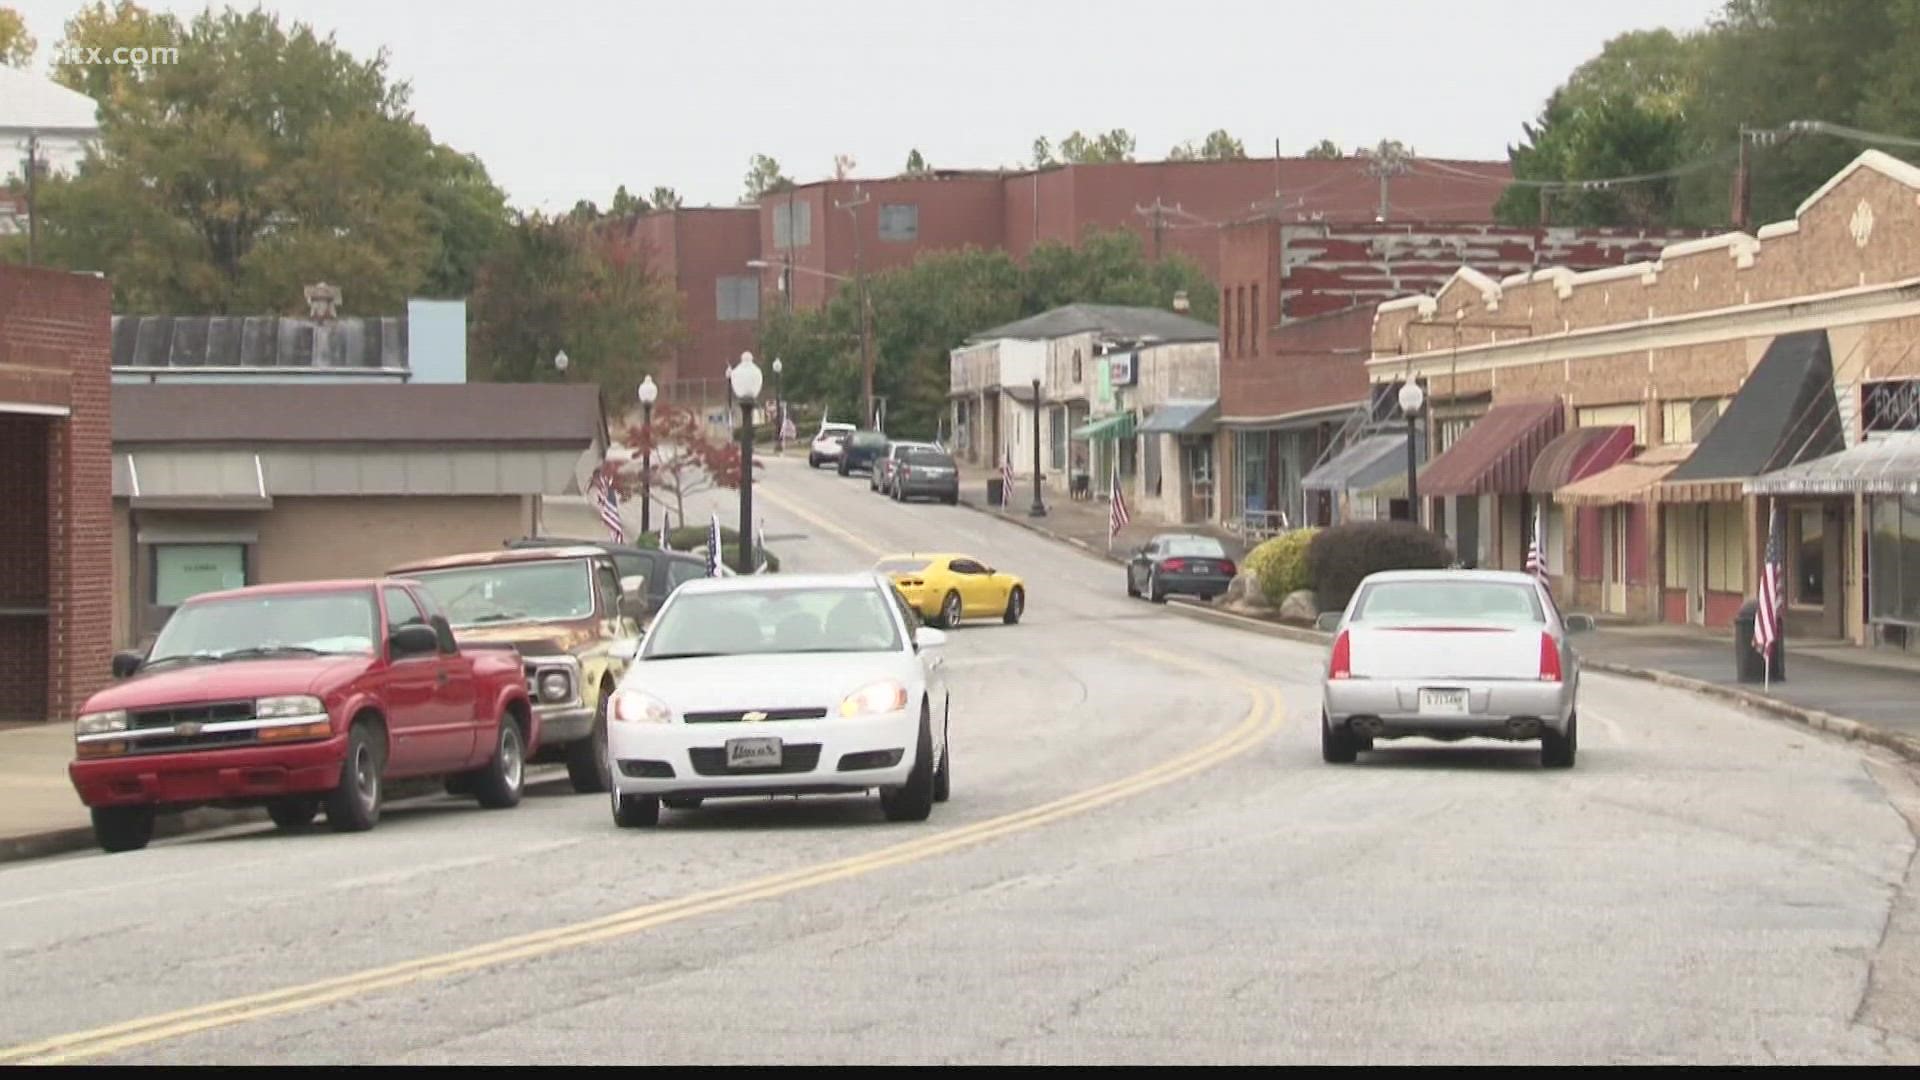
[[1419, 400, 1564, 497], [1527, 425, 1635, 495]]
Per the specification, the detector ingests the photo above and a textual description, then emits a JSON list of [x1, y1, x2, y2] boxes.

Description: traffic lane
[[96, 665, 1918, 1064]]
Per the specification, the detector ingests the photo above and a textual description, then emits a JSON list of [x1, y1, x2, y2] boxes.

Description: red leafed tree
[[599, 406, 762, 529]]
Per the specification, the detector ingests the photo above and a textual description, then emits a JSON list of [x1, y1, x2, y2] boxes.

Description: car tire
[[1320, 711, 1359, 764], [1148, 568, 1167, 604], [612, 788, 660, 828], [1003, 586, 1024, 625], [566, 692, 612, 794], [267, 795, 320, 832], [1126, 568, 1141, 598], [662, 796, 704, 810], [933, 713, 951, 803], [325, 721, 384, 832], [474, 715, 526, 809], [808, 454, 820, 469], [92, 806, 155, 853], [881, 706, 935, 823], [1542, 712, 1578, 769], [940, 590, 963, 629]]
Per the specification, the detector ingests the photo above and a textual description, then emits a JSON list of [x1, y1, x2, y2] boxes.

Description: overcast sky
[[9, 0, 1726, 211]]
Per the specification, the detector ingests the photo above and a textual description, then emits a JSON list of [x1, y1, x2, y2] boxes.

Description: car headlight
[[256, 695, 324, 719], [539, 672, 573, 703], [609, 688, 672, 724], [838, 681, 909, 718], [75, 710, 128, 736]]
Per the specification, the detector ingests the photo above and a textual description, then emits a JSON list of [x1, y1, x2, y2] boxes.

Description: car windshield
[[146, 590, 378, 664], [644, 586, 902, 659], [1162, 537, 1226, 557], [876, 558, 932, 574], [1355, 580, 1545, 623], [406, 559, 595, 626], [904, 449, 953, 467]]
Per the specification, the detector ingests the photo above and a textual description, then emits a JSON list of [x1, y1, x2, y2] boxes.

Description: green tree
[[1058, 129, 1136, 163], [608, 184, 648, 217], [1031, 136, 1056, 168], [468, 214, 684, 404], [1168, 129, 1247, 161], [648, 186, 683, 210], [1304, 139, 1344, 160], [903, 148, 930, 175], [741, 153, 793, 203], [1, 5, 35, 66]]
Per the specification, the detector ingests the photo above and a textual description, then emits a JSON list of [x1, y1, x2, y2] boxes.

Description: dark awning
[[1527, 425, 1635, 495], [1745, 433, 1920, 497], [1662, 329, 1844, 502], [1418, 400, 1564, 497], [1303, 433, 1408, 493], [1136, 401, 1218, 436]]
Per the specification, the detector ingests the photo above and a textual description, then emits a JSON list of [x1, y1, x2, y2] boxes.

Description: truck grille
[[130, 702, 254, 731]]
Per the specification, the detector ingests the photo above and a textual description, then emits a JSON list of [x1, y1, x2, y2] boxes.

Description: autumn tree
[[0, 5, 35, 66], [602, 406, 762, 529]]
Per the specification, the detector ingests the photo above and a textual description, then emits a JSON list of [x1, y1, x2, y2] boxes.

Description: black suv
[[837, 430, 889, 476], [507, 537, 709, 617]]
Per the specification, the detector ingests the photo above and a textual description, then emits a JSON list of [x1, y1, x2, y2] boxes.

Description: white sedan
[[605, 572, 951, 826]]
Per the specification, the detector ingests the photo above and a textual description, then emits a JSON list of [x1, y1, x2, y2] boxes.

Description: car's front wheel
[[1321, 711, 1359, 764], [612, 788, 659, 828], [881, 707, 935, 822], [325, 721, 384, 831], [566, 693, 611, 794], [1542, 712, 1578, 768], [92, 806, 155, 853], [1003, 586, 1025, 625]]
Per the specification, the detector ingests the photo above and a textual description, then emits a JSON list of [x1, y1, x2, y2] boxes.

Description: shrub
[[1244, 528, 1318, 606], [636, 525, 780, 571], [1305, 521, 1453, 612]]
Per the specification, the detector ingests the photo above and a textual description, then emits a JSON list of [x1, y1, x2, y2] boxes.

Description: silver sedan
[[1317, 569, 1592, 768]]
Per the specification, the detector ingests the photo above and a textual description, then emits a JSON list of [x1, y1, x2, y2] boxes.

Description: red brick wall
[[0, 265, 113, 722], [620, 208, 762, 386], [1220, 304, 1376, 420]]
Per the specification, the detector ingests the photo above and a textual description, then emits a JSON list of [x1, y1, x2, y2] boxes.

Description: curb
[[958, 492, 1920, 765], [958, 497, 1127, 566]]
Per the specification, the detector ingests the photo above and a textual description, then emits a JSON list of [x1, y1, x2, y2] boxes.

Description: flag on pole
[[705, 512, 722, 578], [590, 470, 626, 544], [1108, 464, 1130, 545], [1000, 446, 1015, 511], [1754, 499, 1784, 683], [755, 519, 770, 574], [1525, 504, 1549, 590], [658, 518, 671, 552]]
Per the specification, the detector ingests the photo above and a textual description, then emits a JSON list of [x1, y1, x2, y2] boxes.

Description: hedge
[[636, 525, 781, 571], [1305, 521, 1453, 612], [1244, 528, 1318, 606]]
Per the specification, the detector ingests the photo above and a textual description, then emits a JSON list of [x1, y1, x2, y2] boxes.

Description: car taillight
[[1330, 630, 1352, 679], [1219, 560, 1236, 577], [899, 577, 924, 588], [1163, 558, 1187, 572], [1538, 632, 1562, 682]]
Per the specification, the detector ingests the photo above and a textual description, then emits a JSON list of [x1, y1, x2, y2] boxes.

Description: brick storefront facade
[[0, 265, 113, 722]]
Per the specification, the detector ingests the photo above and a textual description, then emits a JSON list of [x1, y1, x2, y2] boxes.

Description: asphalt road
[[2, 455, 1916, 1065]]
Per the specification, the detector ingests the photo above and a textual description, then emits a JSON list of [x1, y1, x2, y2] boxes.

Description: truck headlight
[[539, 671, 573, 703], [838, 681, 909, 718], [609, 689, 672, 724], [75, 710, 128, 736], [256, 695, 324, 719]]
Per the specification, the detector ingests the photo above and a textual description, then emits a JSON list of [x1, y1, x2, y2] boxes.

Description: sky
[[6, 0, 1727, 212]]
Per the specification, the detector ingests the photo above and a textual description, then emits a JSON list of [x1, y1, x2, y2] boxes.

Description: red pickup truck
[[68, 579, 535, 853]]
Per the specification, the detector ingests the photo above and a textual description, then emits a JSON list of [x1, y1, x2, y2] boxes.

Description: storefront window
[[1869, 494, 1920, 624], [1705, 502, 1745, 594], [153, 544, 246, 607], [1792, 507, 1825, 606]]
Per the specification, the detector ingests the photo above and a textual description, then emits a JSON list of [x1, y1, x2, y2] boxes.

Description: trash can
[[986, 476, 1005, 507], [1732, 599, 1785, 683]]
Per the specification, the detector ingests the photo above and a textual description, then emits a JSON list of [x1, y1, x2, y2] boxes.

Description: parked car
[[872, 440, 937, 493], [874, 553, 1025, 628], [505, 537, 709, 619], [890, 446, 961, 504], [808, 423, 856, 468], [387, 546, 646, 794], [1317, 569, 1591, 768], [837, 430, 889, 476], [605, 572, 951, 826], [1125, 534, 1238, 603], [69, 580, 537, 853]]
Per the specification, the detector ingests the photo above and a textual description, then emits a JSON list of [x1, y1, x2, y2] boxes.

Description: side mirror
[[1564, 614, 1596, 634], [609, 637, 640, 661], [914, 627, 948, 651], [388, 623, 440, 659], [111, 651, 144, 679], [1314, 612, 1342, 633]]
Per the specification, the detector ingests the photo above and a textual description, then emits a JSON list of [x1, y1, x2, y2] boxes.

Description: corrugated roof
[[1136, 401, 1218, 435], [1745, 433, 1920, 497], [112, 314, 407, 371], [1527, 425, 1635, 495], [969, 304, 1217, 344], [1418, 401, 1564, 497], [113, 384, 604, 445], [1303, 433, 1408, 493], [1556, 444, 1695, 506]]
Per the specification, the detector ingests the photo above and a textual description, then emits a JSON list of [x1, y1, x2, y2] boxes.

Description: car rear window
[[876, 558, 932, 574], [1354, 580, 1544, 623], [1162, 537, 1225, 557], [851, 432, 887, 448], [904, 449, 953, 467]]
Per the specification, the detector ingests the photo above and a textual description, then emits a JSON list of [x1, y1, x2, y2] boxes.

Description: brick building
[[0, 265, 113, 723], [613, 208, 762, 396], [1366, 149, 1920, 652]]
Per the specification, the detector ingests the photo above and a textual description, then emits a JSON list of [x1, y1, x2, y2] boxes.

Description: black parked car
[[507, 537, 710, 616], [891, 446, 960, 504], [1125, 533, 1238, 603], [837, 430, 889, 476]]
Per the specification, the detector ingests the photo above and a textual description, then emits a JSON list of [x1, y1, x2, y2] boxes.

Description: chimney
[[1171, 290, 1191, 314]]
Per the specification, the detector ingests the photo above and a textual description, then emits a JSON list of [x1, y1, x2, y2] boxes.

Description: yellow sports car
[[875, 553, 1026, 628]]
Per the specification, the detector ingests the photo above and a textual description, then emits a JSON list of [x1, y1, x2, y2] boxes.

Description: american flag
[[755, 520, 770, 574], [1526, 504, 1549, 590], [705, 512, 722, 577], [1755, 500, 1784, 662], [1000, 446, 1015, 510], [658, 518, 670, 552], [590, 470, 625, 544], [1108, 466, 1130, 539]]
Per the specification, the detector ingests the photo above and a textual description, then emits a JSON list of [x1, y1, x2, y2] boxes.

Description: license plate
[[1418, 689, 1469, 716], [726, 737, 782, 769]]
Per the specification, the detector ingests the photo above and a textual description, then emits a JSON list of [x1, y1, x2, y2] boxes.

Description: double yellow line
[[1, 645, 1282, 1065]]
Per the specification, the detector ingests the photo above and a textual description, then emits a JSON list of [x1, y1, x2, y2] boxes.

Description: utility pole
[[1732, 125, 1753, 233], [1134, 198, 1172, 261], [24, 133, 39, 267], [1362, 140, 1412, 222], [836, 188, 874, 427]]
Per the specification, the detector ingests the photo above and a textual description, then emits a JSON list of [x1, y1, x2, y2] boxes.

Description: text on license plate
[[726, 737, 783, 768], [1418, 689, 1469, 716]]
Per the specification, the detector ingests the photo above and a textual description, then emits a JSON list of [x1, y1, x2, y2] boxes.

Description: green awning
[[1072, 412, 1135, 441]]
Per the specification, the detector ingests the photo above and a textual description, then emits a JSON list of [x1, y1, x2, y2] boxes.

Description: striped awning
[[1744, 433, 1920, 497], [1527, 426, 1635, 495], [1555, 443, 1695, 507], [1418, 400, 1564, 497], [1072, 412, 1135, 441]]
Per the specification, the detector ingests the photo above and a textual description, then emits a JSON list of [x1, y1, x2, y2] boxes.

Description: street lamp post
[[1029, 377, 1047, 518], [553, 350, 570, 380], [771, 358, 785, 454], [637, 375, 658, 534], [730, 352, 764, 574], [1398, 380, 1425, 524]]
